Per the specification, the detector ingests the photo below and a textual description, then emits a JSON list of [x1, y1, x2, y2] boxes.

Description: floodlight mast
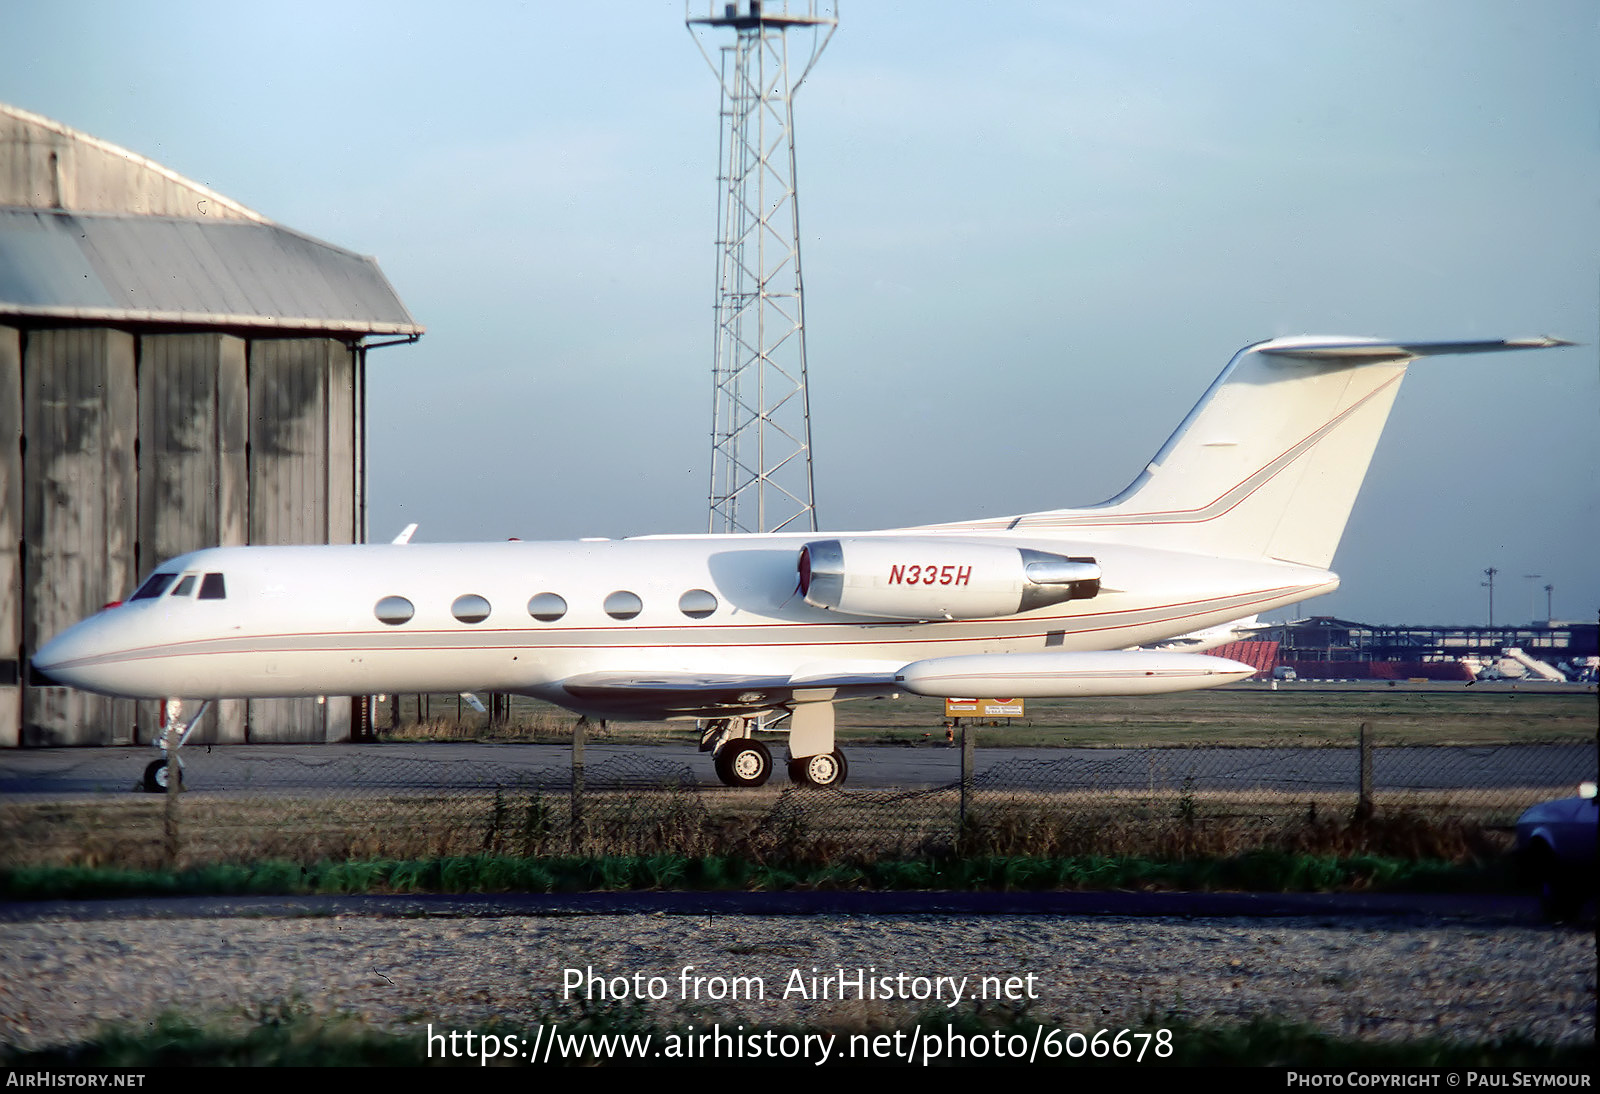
[[688, 1, 837, 534]]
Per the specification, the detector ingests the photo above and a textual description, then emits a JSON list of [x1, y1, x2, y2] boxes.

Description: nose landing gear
[[141, 698, 208, 793], [142, 758, 182, 792]]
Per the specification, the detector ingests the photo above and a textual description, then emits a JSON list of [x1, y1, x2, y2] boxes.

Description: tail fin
[[930, 336, 1571, 567]]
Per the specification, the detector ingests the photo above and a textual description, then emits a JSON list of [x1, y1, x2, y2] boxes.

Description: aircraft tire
[[789, 750, 847, 788], [143, 759, 180, 793], [716, 740, 772, 787]]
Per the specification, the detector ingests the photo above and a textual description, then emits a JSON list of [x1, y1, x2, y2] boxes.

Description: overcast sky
[[4, 1, 1595, 626]]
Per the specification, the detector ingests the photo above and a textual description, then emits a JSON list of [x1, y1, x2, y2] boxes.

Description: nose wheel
[[788, 750, 848, 788], [142, 758, 181, 793]]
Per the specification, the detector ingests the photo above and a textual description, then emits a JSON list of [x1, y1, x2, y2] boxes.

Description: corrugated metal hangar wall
[[0, 104, 422, 747]]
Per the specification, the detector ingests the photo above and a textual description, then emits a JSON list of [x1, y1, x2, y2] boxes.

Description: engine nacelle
[[797, 538, 1099, 621]]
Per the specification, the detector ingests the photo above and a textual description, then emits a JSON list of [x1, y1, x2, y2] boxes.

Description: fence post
[[959, 720, 974, 833], [571, 717, 587, 852], [163, 703, 181, 868], [1356, 721, 1374, 821]]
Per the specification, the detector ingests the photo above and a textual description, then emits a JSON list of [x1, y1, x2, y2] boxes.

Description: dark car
[[1516, 782, 1597, 921]]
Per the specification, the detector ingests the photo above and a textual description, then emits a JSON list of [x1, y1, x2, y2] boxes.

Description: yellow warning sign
[[944, 698, 1025, 717]]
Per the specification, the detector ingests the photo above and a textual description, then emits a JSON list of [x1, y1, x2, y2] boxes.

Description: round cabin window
[[678, 588, 718, 619], [603, 591, 643, 621], [452, 594, 492, 624], [527, 592, 568, 622], [374, 596, 414, 626]]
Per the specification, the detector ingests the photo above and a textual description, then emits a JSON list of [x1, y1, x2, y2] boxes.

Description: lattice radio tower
[[688, 1, 837, 533]]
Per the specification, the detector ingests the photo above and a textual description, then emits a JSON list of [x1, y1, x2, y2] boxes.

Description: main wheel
[[788, 750, 848, 788], [142, 758, 180, 793], [714, 739, 772, 787]]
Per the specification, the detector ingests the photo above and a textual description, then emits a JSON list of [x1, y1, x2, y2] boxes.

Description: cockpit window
[[198, 573, 226, 600], [170, 575, 197, 598], [131, 573, 177, 600]]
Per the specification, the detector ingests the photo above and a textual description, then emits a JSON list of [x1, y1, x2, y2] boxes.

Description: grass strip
[[0, 850, 1513, 902]]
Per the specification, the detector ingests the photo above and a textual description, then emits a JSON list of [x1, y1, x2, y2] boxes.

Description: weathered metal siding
[[246, 337, 356, 743], [21, 329, 138, 745], [0, 105, 262, 221], [0, 325, 19, 746], [250, 339, 329, 544], [135, 333, 248, 744], [326, 343, 357, 543], [2, 105, 415, 748], [9, 331, 363, 746]]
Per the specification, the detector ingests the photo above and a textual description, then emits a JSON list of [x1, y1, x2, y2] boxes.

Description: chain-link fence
[[3, 726, 1592, 872]]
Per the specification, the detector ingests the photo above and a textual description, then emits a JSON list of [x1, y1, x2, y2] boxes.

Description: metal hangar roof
[[0, 208, 421, 335], [0, 102, 421, 337]]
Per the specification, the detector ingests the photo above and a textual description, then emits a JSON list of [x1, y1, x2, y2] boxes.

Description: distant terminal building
[[0, 104, 423, 747], [1219, 617, 1598, 682]]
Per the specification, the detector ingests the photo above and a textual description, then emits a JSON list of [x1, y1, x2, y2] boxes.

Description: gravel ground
[[1, 911, 1593, 1054]]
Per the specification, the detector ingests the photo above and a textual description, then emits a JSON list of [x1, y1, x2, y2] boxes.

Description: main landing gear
[[700, 710, 849, 789], [714, 737, 773, 787], [787, 750, 847, 789]]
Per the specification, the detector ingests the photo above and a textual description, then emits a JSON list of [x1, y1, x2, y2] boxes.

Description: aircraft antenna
[[688, 1, 837, 533]]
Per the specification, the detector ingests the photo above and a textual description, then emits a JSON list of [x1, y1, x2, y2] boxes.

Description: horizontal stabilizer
[[1259, 336, 1573, 363]]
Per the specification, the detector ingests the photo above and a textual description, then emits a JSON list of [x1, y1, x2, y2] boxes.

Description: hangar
[[0, 103, 423, 746]]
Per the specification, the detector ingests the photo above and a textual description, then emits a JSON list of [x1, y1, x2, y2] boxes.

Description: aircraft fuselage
[[33, 533, 1333, 715]]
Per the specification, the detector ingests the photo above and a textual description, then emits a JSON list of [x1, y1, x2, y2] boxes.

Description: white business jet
[[32, 335, 1569, 788]]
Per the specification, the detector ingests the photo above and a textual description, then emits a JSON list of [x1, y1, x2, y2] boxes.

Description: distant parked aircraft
[[1142, 614, 1269, 653]]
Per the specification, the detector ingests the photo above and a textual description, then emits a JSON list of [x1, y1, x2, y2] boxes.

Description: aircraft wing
[[558, 647, 1258, 718], [559, 670, 902, 718]]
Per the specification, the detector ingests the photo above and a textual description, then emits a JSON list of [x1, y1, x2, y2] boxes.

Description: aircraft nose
[[30, 611, 125, 691], [32, 625, 86, 682]]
